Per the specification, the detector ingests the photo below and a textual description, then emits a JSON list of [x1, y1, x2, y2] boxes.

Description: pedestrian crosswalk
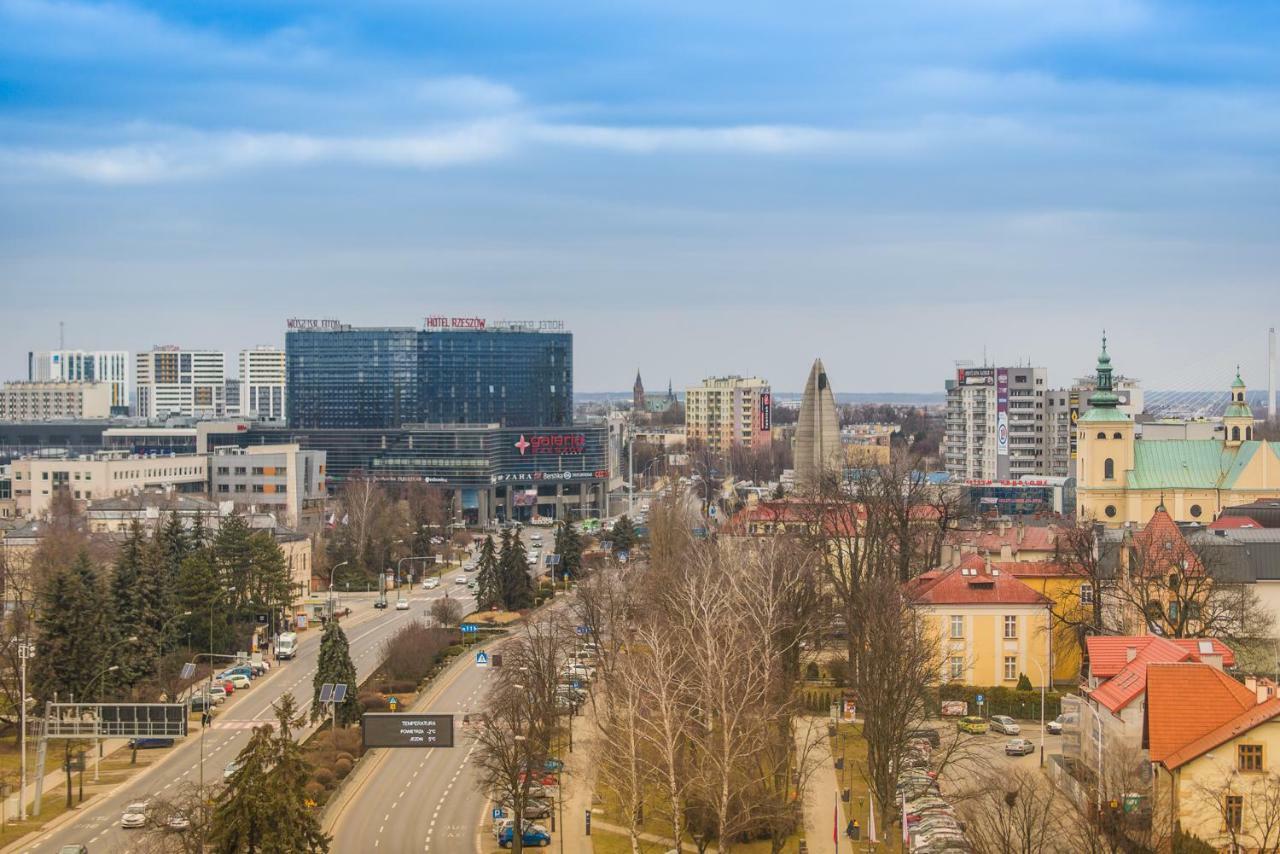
[[213, 719, 262, 730]]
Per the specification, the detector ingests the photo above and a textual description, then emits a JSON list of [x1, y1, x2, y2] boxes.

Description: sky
[[2, 0, 1279, 394]]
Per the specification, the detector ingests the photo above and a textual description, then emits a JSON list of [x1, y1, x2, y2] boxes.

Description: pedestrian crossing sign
[[476, 651, 489, 667]]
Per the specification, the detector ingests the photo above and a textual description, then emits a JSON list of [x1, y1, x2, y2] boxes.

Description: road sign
[[575, 625, 589, 636], [572, 680, 582, 691], [492, 808, 505, 820], [361, 713, 455, 748], [388, 696, 399, 712], [976, 694, 985, 705], [17, 642, 34, 660], [180, 663, 196, 680], [255, 613, 268, 624], [460, 623, 478, 634], [475, 651, 489, 667]]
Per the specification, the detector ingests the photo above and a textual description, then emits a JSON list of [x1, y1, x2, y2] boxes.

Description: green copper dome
[[1083, 332, 1123, 417]]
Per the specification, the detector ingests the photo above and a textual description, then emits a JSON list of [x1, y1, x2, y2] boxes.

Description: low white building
[[209, 444, 326, 527], [1, 381, 114, 421], [9, 451, 208, 517]]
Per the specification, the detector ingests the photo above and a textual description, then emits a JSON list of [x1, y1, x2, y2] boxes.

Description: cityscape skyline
[[4, 0, 1279, 391]]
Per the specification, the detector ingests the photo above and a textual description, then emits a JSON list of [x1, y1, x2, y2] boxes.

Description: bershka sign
[[514, 434, 586, 455], [425, 316, 486, 329]]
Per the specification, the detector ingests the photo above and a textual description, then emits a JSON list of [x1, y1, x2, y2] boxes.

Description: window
[[1239, 744, 1264, 773], [1190, 504, 1202, 518], [1113, 432, 1123, 439], [950, 616, 964, 639], [252, 484, 265, 493], [252, 467, 265, 475], [1104, 458, 1115, 480], [217, 484, 230, 493], [949, 656, 964, 680], [217, 467, 230, 475], [1105, 505, 1117, 518], [1232, 426, 1241, 442], [234, 467, 247, 476], [1004, 656, 1018, 681], [1081, 584, 1094, 605], [1226, 795, 1243, 832], [1168, 572, 1180, 590], [234, 484, 247, 493], [1004, 616, 1017, 639], [1096, 431, 1106, 439]]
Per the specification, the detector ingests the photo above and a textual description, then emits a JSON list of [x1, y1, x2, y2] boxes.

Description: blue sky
[[2, 0, 1279, 393]]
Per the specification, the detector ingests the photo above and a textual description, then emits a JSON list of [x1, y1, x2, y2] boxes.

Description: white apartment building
[[944, 364, 1050, 480], [1, 381, 113, 421], [684, 376, 772, 454], [28, 350, 129, 412], [136, 347, 227, 418], [208, 444, 327, 527], [9, 451, 208, 517], [237, 347, 287, 421]]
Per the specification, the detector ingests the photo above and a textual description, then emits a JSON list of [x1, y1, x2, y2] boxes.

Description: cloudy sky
[[2, 0, 1278, 394]]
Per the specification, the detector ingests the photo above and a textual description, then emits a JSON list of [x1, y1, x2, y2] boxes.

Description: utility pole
[[17, 641, 32, 821]]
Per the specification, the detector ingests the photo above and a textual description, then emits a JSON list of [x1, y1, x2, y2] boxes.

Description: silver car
[[990, 715, 1020, 735], [121, 802, 149, 829]]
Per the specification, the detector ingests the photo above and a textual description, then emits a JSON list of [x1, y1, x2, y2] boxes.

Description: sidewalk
[[798, 717, 841, 854], [558, 708, 595, 853], [1, 736, 131, 821]]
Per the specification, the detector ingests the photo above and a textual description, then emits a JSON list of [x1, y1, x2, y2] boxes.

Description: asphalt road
[[18, 586, 474, 854]]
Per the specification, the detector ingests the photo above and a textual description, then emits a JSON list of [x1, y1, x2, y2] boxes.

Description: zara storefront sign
[[491, 469, 608, 484]]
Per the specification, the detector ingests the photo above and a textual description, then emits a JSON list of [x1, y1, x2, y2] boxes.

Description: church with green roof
[[1077, 338, 1279, 526]]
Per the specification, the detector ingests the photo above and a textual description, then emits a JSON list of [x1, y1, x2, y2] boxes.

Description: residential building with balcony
[[684, 375, 772, 454]]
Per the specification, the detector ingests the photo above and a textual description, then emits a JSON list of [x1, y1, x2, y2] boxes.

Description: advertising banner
[[957, 367, 995, 386], [758, 393, 772, 432], [996, 368, 1009, 458], [1069, 392, 1080, 459]]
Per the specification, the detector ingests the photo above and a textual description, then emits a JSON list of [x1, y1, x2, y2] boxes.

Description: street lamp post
[[202, 586, 235, 796], [159, 610, 193, 700], [328, 561, 349, 617], [17, 639, 34, 820], [86, 662, 122, 785], [398, 555, 431, 591]]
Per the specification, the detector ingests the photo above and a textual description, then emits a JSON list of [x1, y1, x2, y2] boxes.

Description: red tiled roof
[[1131, 507, 1203, 575], [998, 560, 1077, 578], [1146, 663, 1260, 766], [946, 525, 1062, 554], [906, 563, 1051, 607], [1169, 638, 1236, 667], [1208, 515, 1263, 530], [1087, 637, 1194, 713], [1163, 699, 1280, 770]]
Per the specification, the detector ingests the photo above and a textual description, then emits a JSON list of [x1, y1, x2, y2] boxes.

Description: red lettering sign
[[514, 434, 586, 455]]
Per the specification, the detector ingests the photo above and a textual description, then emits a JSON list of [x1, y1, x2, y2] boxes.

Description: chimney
[[1126, 646, 1138, 663], [1000, 543, 1013, 561], [1016, 522, 1025, 544]]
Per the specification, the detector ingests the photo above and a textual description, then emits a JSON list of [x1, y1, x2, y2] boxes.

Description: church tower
[[633, 370, 645, 412], [1224, 369, 1254, 446], [1077, 334, 1134, 522]]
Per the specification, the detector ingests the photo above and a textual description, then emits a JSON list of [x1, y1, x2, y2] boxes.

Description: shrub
[[304, 781, 325, 803], [380, 621, 453, 683], [333, 728, 364, 755], [1016, 673, 1033, 692], [334, 757, 354, 779], [442, 644, 465, 658], [361, 693, 388, 712], [335, 751, 355, 766], [380, 680, 416, 695], [313, 767, 336, 789]]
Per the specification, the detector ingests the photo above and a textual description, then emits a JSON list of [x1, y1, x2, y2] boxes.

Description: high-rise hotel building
[[135, 347, 227, 419]]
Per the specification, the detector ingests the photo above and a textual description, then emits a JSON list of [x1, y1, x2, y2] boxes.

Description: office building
[[944, 364, 1049, 480], [209, 444, 326, 526], [1, 381, 113, 421], [8, 450, 208, 517], [794, 359, 842, 492], [135, 347, 227, 418], [284, 319, 572, 429], [1077, 338, 1280, 526], [28, 350, 129, 413], [684, 376, 772, 454], [237, 346, 287, 421]]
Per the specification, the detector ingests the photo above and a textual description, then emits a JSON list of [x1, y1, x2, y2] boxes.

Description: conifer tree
[[610, 515, 638, 556], [498, 529, 535, 611], [109, 521, 165, 691], [177, 550, 229, 654], [311, 620, 361, 726], [475, 534, 502, 611], [214, 513, 255, 611], [32, 550, 110, 702], [554, 520, 584, 580]]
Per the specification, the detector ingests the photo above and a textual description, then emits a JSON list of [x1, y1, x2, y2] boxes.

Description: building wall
[[1016, 575, 1090, 683], [209, 444, 326, 526], [0, 381, 113, 420], [945, 366, 1051, 480], [685, 376, 771, 454], [28, 350, 130, 411], [135, 348, 227, 418], [238, 347, 287, 421], [9, 454, 208, 517], [1159, 721, 1280, 851], [918, 603, 1053, 688]]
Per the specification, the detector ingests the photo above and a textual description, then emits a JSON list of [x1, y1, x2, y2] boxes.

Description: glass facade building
[[285, 327, 572, 429]]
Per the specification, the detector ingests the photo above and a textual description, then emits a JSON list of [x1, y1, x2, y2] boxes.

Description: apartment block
[[944, 364, 1049, 479], [136, 347, 227, 418], [1, 381, 113, 421], [28, 350, 129, 412], [237, 346, 286, 421], [684, 376, 772, 454]]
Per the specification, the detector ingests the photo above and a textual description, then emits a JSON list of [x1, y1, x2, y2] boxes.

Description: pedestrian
[[846, 819, 856, 840], [201, 710, 211, 729]]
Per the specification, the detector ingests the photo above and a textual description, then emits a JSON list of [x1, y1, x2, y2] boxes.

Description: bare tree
[[429, 596, 463, 629], [1187, 766, 1280, 853], [956, 768, 1064, 854], [135, 783, 210, 854]]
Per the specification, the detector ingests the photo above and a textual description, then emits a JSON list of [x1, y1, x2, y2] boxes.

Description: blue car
[[497, 822, 551, 848]]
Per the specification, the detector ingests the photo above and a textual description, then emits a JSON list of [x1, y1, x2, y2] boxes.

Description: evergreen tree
[[498, 529, 535, 611], [311, 620, 361, 726], [610, 515, 638, 556], [156, 512, 191, 645], [209, 694, 330, 853], [553, 520, 584, 580], [177, 550, 230, 655], [214, 513, 255, 611], [474, 534, 502, 611], [32, 550, 111, 702], [109, 521, 163, 691], [247, 531, 293, 617]]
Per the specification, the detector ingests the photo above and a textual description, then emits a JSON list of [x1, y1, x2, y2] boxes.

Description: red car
[[517, 770, 558, 788]]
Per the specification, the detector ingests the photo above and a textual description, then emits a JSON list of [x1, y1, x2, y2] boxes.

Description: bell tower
[[632, 370, 645, 413], [1077, 333, 1135, 522], [1224, 368, 1254, 446]]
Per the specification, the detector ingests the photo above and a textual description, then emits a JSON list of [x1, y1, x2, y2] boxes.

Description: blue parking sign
[[492, 808, 505, 819]]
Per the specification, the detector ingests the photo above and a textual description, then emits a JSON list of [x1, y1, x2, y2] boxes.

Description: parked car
[[423, 577, 440, 589], [957, 716, 988, 735], [990, 715, 1020, 735], [455, 575, 468, 585], [128, 738, 175, 750], [907, 728, 941, 749], [222, 665, 255, 680], [190, 694, 214, 712], [518, 770, 559, 788], [499, 797, 554, 820], [222, 673, 251, 690], [207, 685, 228, 704], [120, 802, 149, 829], [1005, 738, 1036, 756], [224, 761, 240, 780], [498, 821, 551, 848], [1047, 714, 1066, 735]]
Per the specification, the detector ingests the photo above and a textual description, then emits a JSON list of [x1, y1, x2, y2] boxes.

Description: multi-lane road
[[13, 584, 474, 854]]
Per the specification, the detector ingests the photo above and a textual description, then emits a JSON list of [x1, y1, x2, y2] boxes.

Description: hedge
[[935, 683, 1063, 720]]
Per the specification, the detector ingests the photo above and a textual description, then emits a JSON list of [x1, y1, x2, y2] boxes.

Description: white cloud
[[416, 76, 522, 112]]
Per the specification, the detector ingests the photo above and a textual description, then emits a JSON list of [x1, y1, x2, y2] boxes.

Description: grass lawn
[[0, 732, 65, 782], [596, 781, 801, 853], [828, 723, 903, 853]]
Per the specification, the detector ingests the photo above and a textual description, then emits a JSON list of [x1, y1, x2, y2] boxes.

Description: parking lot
[[933, 718, 1064, 794]]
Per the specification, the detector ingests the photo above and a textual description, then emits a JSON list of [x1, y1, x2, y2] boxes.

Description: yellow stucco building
[[1077, 338, 1280, 527], [907, 558, 1054, 689]]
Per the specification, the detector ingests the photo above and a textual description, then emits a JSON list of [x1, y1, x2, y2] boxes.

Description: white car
[[222, 673, 251, 690], [207, 685, 228, 704], [455, 575, 468, 585], [224, 761, 240, 780], [166, 814, 191, 831], [121, 802, 149, 829], [395, 598, 409, 611], [530, 533, 543, 541], [423, 577, 440, 590], [527, 555, 538, 565]]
